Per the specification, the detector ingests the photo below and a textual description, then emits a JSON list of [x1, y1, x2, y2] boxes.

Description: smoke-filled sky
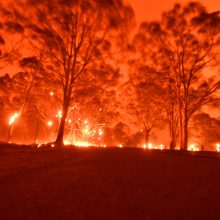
[[129, 0, 220, 23]]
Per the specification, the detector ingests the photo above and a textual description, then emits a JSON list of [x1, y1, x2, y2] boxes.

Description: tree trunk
[[145, 130, 150, 145], [170, 138, 176, 150], [7, 125, 12, 143], [182, 121, 188, 150], [55, 100, 69, 147], [169, 104, 177, 150], [178, 90, 183, 149], [34, 117, 39, 143], [182, 108, 189, 150]]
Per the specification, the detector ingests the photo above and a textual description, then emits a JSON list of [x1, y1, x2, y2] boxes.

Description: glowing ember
[[98, 129, 103, 136], [216, 144, 220, 152], [84, 128, 89, 134], [50, 91, 54, 96], [56, 110, 62, 119], [47, 121, 53, 127], [160, 144, 164, 150], [148, 143, 153, 149], [9, 112, 20, 125], [118, 144, 123, 148], [74, 141, 90, 147], [64, 140, 71, 145], [188, 144, 200, 152], [143, 144, 147, 149]]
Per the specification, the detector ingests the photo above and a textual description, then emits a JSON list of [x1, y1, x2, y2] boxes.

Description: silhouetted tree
[[10, 0, 134, 146], [134, 2, 220, 149], [0, 3, 24, 71], [122, 70, 165, 145], [191, 113, 220, 150]]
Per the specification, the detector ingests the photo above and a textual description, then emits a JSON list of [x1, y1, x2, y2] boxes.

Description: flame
[[56, 110, 62, 119], [9, 112, 20, 125], [74, 141, 90, 147], [148, 143, 153, 149], [188, 144, 200, 152], [64, 140, 91, 147], [47, 121, 53, 127], [216, 144, 220, 152]]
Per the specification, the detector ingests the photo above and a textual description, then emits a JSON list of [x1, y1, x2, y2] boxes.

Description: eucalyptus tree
[[10, 0, 134, 146], [132, 2, 220, 150]]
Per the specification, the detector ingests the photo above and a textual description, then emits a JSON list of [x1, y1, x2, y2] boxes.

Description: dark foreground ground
[[0, 145, 220, 220]]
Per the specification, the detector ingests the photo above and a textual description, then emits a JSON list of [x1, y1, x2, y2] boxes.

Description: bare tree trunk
[[183, 121, 188, 150], [169, 104, 177, 150], [170, 139, 176, 150], [7, 125, 12, 143], [178, 88, 183, 149], [55, 99, 69, 146], [170, 124, 177, 150], [182, 107, 189, 150], [34, 117, 39, 143], [145, 130, 150, 145]]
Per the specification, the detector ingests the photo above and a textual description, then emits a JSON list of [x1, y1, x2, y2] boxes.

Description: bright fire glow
[[118, 144, 123, 148], [47, 121, 53, 127], [74, 141, 90, 147], [98, 129, 103, 136], [188, 144, 200, 152], [9, 112, 20, 125], [143, 144, 147, 149], [64, 140, 71, 145], [160, 144, 164, 150], [216, 144, 220, 152], [56, 110, 62, 119], [148, 143, 153, 149], [64, 140, 90, 147], [50, 91, 54, 96]]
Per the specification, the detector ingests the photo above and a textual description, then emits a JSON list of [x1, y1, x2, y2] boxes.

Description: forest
[[0, 0, 220, 151]]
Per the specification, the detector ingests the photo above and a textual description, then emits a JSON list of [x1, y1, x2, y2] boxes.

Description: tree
[[122, 69, 165, 146], [192, 113, 220, 150], [10, 0, 134, 146], [0, 2, 24, 71], [135, 2, 220, 150]]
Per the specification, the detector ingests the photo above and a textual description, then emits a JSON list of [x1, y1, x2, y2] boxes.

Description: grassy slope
[[0, 146, 220, 220]]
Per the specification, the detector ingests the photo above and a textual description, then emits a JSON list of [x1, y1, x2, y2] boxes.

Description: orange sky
[[129, 0, 220, 23]]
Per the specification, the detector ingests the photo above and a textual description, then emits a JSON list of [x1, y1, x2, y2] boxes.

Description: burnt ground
[[0, 145, 220, 220]]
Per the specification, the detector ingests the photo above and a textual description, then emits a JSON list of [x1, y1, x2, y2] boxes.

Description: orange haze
[[129, 0, 220, 23]]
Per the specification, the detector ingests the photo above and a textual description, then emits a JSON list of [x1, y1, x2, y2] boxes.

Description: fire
[[64, 140, 71, 145], [74, 141, 90, 147], [47, 121, 53, 127], [188, 144, 200, 152], [98, 129, 103, 136], [143, 143, 164, 150], [9, 112, 20, 125], [160, 144, 164, 150], [216, 144, 220, 152], [56, 110, 62, 119], [64, 140, 90, 147], [148, 143, 153, 149]]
